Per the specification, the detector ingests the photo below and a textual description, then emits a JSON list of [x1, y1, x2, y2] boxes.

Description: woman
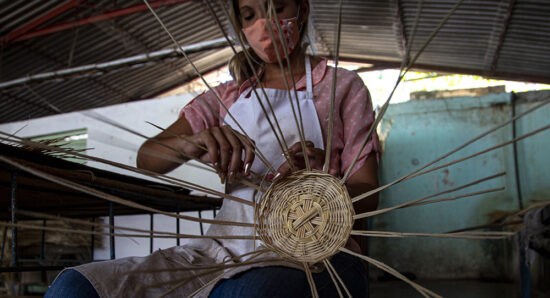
[[46, 0, 379, 297]]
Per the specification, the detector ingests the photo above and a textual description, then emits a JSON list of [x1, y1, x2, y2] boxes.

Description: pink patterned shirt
[[182, 58, 380, 178]]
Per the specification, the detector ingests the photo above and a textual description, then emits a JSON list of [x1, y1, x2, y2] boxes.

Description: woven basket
[[255, 170, 354, 263]]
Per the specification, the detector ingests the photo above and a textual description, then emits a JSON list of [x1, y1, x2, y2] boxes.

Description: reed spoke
[[204, 0, 295, 171], [0, 155, 254, 228], [0, 222, 254, 240], [267, 0, 311, 170], [353, 117, 550, 203], [303, 262, 319, 298], [354, 172, 505, 218], [323, 0, 344, 173], [323, 259, 352, 298], [0, 133, 255, 207], [143, 0, 277, 175], [256, 0, 310, 170], [351, 230, 515, 240], [340, 247, 441, 298], [341, 0, 465, 183]]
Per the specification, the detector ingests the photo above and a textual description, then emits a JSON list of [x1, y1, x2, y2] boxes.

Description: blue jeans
[[210, 252, 369, 298], [45, 252, 367, 297], [45, 269, 99, 298]]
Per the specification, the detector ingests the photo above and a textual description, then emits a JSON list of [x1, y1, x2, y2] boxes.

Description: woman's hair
[[228, 0, 309, 85]]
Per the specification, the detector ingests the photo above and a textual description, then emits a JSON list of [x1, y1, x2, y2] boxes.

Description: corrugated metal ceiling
[[1, 0, 549, 123]]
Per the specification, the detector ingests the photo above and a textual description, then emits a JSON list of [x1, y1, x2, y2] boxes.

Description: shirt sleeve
[[179, 81, 240, 134], [339, 72, 380, 178]]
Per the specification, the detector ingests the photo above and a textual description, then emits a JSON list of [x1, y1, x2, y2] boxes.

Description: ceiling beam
[[392, 0, 408, 64], [3, 0, 83, 44], [0, 38, 230, 90], [5, 0, 192, 45], [324, 55, 550, 85], [489, 0, 517, 75]]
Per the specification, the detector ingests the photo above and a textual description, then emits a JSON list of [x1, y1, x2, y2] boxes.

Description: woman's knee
[[45, 269, 99, 298], [210, 266, 310, 298]]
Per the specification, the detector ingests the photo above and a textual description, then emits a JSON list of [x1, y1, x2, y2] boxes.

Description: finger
[[229, 127, 255, 176], [306, 147, 325, 170], [211, 127, 231, 181], [286, 140, 314, 157], [242, 137, 255, 176], [275, 161, 292, 181], [198, 130, 219, 170], [222, 126, 244, 182]]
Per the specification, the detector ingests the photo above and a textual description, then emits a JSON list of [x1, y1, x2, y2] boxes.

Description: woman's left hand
[[273, 140, 325, 180]]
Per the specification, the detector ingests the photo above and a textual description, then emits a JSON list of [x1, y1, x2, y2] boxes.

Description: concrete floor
[[369, 280, 518, 298]]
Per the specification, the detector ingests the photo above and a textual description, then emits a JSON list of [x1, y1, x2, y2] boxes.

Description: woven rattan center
[[256, 170, 354, 263]]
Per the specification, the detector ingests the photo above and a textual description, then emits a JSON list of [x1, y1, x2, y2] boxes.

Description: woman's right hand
[[181, 125, 255, 183]]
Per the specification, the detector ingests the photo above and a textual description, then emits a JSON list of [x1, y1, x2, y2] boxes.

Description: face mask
[[242, 16, 301, 63]]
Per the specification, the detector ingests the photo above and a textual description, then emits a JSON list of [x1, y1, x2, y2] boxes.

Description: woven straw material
[[256, 170, 354, 263]]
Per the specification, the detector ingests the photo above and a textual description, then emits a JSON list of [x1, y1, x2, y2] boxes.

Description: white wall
[[0, 94, 223, 259]]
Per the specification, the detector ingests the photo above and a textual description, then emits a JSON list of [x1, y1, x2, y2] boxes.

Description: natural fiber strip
[[354, 172, 505, 218], [126, 249, 271, 275], [0, 155, 253, 227], [303, 262, 319, 298], [267, 0, 311, 170], [0, 133, 253, 207], [206, 0, 295, 170], [143, 0, 276, 174], [351, 230, 515, 240], [355, 187, 504, 220], [352, 99, 550, 202], [0, 222, 254, 240], [323, 0, 345, 173], [322, 259, 344, 298], [340, 247, 442, 298], [324, 259, 351, 298]]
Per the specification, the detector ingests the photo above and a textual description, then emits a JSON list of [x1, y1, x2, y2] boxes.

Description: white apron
[[204, 55, 324, 258], [70, 56, 324, 298]]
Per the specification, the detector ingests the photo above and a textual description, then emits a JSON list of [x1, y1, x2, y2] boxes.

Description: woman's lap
[[45, 269, 99, 298], [210, 252, 368, 298], [45, 251, 368, 297]]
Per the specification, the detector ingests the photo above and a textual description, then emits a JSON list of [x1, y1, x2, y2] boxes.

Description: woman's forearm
[[136, 136, 189, 174]]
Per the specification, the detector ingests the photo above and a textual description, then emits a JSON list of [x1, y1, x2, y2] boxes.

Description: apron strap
[[305, 55, 313, 97]]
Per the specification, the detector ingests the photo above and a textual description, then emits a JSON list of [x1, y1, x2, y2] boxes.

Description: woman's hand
[[273, 140, 325, 180], [345, 237, 362, 254], [182, 125, 255, 183]]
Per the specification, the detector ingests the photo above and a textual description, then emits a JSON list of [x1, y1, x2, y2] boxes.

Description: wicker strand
[[322, 259, 343, 298], [351, 98, 550, 203], [267, 0, 311, 171], [340, 248, 442, 298], [84, 111, 214, 172], [341, 0, 466, 183], [355, 186, 504, 220], [155, 251, 276, 297], [351, 230, 515, 240], [143, 0, 277, 175], [0, 155, 253, 228], [0, 222, 254, 240], [303, 262, 319, 298], [256, 0, 310, 171], [353, 172, 504, 215], [325, 258, 352, 297], [19, 209, 172, 236], [206, 0, 296, 171], [0, 134, 254, 207], [323, 0, 344, 173], [127, 249, 270, 276]]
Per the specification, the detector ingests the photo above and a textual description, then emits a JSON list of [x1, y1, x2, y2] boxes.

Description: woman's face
[[238, 0, 301, 29]]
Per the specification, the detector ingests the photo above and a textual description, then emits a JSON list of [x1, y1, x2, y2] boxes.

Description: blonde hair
[[228, 0, 309, 85]]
